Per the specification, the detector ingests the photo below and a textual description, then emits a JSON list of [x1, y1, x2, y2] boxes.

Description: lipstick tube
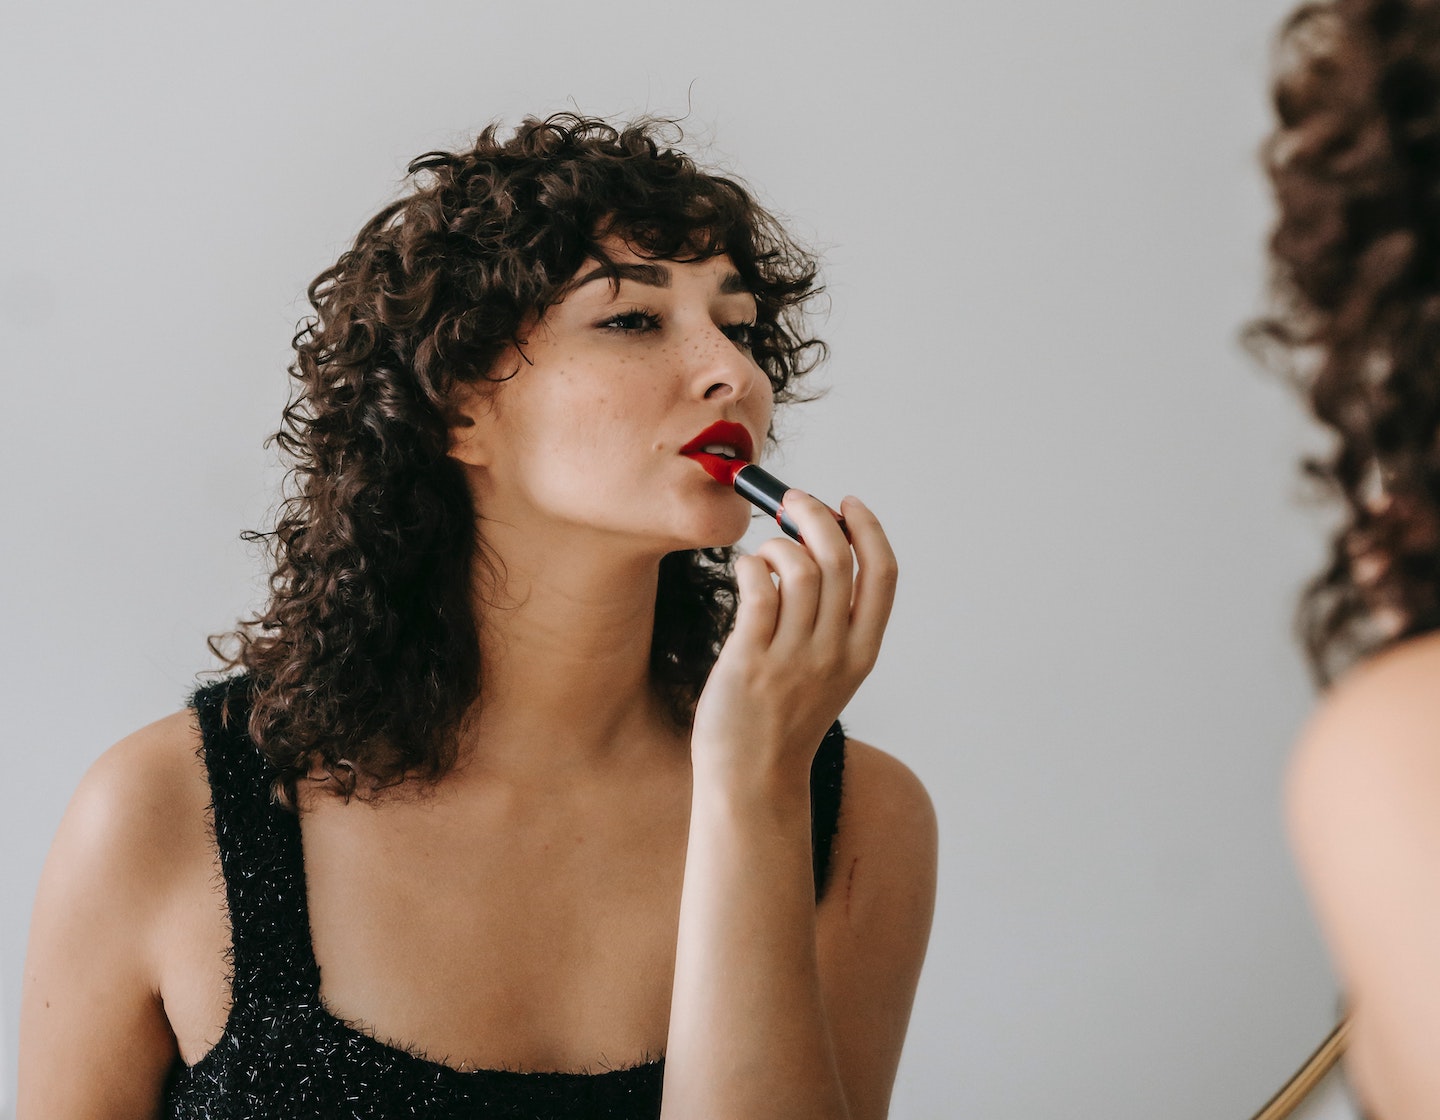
[[732, 463, 848, 544]]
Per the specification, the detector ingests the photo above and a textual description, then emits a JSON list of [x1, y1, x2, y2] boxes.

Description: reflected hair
[[1250, 0, 1440, 685], [208, 113, 825, 801]]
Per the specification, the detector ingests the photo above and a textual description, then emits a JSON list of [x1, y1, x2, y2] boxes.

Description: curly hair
[[209, 113, 825, 801], [1251, 0, 1440, 686]]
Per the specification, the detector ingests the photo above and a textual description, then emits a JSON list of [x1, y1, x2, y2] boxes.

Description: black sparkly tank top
[[163, 674, 848, 1120]]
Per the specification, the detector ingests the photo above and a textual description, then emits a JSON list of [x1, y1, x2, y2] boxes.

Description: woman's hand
[[691, 491, 898, 788], [666, 491, 915, 1120]]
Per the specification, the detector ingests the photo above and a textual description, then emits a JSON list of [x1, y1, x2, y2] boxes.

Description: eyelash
[[599, 310, 765, 351]]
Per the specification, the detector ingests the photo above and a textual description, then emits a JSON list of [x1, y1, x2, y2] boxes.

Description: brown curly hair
[[1251, 0, 1440, 686], [209, 113, 825, 801]]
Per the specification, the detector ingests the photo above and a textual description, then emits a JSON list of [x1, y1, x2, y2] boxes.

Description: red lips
[[680, 421, 755, 485]]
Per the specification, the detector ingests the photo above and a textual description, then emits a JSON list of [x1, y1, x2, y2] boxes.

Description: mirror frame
[[1249, 1018, 1351, 1120]]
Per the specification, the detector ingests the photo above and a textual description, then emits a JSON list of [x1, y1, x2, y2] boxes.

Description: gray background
[[1, 0, 1338, 1117]]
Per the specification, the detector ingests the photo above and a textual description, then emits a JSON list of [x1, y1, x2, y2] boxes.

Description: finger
[[753, 535, 823, 650], [729, 553, 780, 650], [781, 492, 849, 544], [840, 495, 898, 659], [779, 489, 855, 648]]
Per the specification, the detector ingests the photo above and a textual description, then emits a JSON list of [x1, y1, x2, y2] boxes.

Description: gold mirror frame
[[1249, 1018, 1351, 1120]]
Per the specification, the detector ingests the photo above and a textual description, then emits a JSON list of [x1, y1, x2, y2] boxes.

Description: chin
[[673, 507, 751, 552]]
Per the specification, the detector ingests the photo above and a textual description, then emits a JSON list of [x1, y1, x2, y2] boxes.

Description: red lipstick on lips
[[680, 421, 754, 486], [679, 420, 848, 544]]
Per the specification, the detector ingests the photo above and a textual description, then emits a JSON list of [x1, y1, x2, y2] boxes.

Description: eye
[[599, 310, 662, 333], [721, 321, 766, 351]]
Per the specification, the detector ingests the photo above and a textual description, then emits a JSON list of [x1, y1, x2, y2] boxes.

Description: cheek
[[513, 338, 684, 455], [529, 379, 668, 460]]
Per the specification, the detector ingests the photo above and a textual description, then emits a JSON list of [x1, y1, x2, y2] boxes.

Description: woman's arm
[[1286, 632, 1440, 1120], [663, 493, 935, 1120], [18, 714, 203, 1120], [815, 742, 937, 1120]]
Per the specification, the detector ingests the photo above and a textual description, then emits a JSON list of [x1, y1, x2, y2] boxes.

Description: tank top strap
[[809, 719, 847, 902], [190, 675, 322, 1007]]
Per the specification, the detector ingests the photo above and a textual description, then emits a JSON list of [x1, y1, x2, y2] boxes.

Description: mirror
[[0, 0, 1344, 1116]]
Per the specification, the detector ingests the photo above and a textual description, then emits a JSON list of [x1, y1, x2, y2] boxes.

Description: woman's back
[[1287, 631, 1440, 1117], [1254, 1, 1440, 1111]]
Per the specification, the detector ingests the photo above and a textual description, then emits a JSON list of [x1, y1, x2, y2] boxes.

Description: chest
[[301, 785, 691, 1070], [165, 774, 691, 1074]]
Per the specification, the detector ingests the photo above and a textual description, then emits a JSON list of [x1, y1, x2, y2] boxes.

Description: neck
[[458, 522, 682, 784]]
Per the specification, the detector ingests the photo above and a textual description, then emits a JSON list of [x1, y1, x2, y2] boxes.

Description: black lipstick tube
[[733, 463, 849, 544]]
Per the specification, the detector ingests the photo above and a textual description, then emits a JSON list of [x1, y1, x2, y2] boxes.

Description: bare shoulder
[[827, 737, 938, 930], [1283, 637, 1440, 1117], [1287, 632, 1440, 846], [1285, 632, 1440, 974], [838, 738, 938, 859], [816, 740, 937, 1119], [19, 706, 215, 1115], [30, 706, 214, 966], [63, 707, 212, 875]]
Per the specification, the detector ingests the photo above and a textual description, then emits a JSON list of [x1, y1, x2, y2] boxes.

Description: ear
[[446, 381, 497, 468]]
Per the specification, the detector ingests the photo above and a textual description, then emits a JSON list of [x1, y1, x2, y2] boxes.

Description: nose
[[691, 323, 766, 403]]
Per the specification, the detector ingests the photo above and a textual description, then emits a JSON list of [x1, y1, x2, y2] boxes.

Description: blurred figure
[[1255, 3, 1440, 1116]]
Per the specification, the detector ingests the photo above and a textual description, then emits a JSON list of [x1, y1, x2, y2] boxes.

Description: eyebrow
[[570, 261, 752, 297]]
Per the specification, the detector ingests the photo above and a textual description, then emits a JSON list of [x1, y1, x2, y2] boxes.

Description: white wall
[[1, 1, 1334, 1117]]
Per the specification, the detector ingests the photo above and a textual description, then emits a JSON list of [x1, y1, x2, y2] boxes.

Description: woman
[[17, 114, 938, 1120], [1255, 4, 1440, 1116]]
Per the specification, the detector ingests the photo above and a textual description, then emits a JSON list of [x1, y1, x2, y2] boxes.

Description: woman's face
[[452, 237, 774, 555]]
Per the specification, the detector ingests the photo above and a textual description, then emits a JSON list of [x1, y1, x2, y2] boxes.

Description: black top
[[163, 673, 848, 1120]]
